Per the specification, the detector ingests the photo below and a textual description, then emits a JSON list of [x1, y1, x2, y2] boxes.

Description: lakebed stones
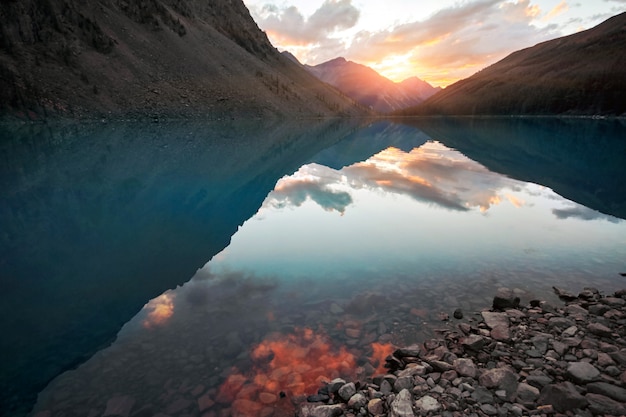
[[492, 287, 520, 310], [299, 286, 626, 417]]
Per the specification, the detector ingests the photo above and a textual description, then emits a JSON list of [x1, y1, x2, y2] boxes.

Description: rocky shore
[[298, 287, 626, 417]]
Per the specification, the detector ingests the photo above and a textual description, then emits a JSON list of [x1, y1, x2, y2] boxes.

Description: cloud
[[552, 205, 621, 223], [249, 0, 359, 45], [544, 0, 569, 21], [344, 0, 558, 84], [263, 142, 525, 214], [343, 144, 522, 212], [264, 164, 353, 214], [249, 0, 562, 86]]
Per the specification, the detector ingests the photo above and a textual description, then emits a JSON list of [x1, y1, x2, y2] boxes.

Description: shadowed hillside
[[0, 0, 365, 119], [304, 57, 439, 113], [399, 12, 626, 116]]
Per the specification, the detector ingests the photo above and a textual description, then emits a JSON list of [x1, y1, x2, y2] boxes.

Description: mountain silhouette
[[304, 57, 439, 113], [400, 12, 626, 116]]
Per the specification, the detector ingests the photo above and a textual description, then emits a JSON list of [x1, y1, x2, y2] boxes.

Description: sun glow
[[142, 293, 175, 328]]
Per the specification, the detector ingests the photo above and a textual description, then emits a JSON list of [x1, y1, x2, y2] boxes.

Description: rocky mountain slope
[[0, 0, 365, 119], [399, 12, 626, 116], [303, 57, 439, 113]]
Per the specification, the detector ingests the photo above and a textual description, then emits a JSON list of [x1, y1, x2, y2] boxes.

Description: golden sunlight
[[142, 293, 175, 328]]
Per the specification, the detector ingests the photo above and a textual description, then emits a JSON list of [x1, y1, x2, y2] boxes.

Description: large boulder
[[538, 382, 588, 413]]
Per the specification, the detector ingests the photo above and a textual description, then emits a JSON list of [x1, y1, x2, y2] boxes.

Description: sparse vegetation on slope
[[0, 0, 366, 119]]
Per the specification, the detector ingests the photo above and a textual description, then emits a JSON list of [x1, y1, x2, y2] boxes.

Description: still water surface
[[1, 117, 625, 417]]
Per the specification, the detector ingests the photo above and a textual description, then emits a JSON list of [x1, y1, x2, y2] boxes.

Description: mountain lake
[[1, 117, 625, 417]]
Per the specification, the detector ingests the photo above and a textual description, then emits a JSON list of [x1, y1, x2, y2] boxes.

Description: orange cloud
[[544, 0, 569, 21], [250, 0, 560, 87], [215, 327, 396, 415], [142, 293, 175, 328], [216, 327, 356, 415], [370, 342, 395, 374]]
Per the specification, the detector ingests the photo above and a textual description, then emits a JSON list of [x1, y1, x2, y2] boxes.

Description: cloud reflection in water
[[265, 142, 525, 214]]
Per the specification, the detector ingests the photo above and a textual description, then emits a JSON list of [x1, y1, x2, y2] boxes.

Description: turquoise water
[[1, 118, 625, 416]]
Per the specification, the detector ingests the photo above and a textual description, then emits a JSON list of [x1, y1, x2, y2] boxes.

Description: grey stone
[[299, 403, 345, 417], [471, 386, 494, 404], [531, 334, 550, 353], [516, 382, 540, 404], [328, 378, 347, 394], [562, 325, 578, 337], [394, 376, 414, 393], [609, 349, 626, 365], [390, 389, 415, 417], [602, 296, 626, 306], [415, 395, 441, 413], [538, 382, 588, 413], [552, 286, 577, 301], [586, 382, 626, 403], [548, 317, 574, 330], [490, 325, 510, 341], [480, 404, 498, 416], [380, 380, 393, 395], [453, 309, 463, 319], [597, 351, 615, 366], [394, 345, 422, 358], [565, 304, 588, 316], [461, 335, 486, 351], [586, 393, 626, 416], [397, 364, 428, 378], [427, 360, 453, 372], [368, 398, 385, 416], [478, 368, 518, 401], [481, 312, 509, 329], [551, 340, 567, 355], [587, 322, 612, 337], [348, 393, 368, 410], [526, 374, 553, 389], [338, 382, 357, 402], [454, 358, 477, 378], [493, 288, 520, 310], [566, 362, 600, 384], [588, 304, 610, 316]]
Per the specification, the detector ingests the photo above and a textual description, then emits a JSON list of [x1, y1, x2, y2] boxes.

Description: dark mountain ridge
[[400, 12, 626, 116], [0, 0, 365, 119], [303, 56, 440, 113]]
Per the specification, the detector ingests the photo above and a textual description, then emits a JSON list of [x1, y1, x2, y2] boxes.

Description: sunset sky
[[242, 0, 625, 87]]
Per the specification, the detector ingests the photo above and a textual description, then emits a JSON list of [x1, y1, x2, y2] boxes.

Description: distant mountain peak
[[305, 58, 439, 113]]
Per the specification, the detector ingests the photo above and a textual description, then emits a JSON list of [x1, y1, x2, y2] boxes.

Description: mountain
[[304, 57, 440, 113], [400, 12, 626, 116], [0, 0, 365, 120]]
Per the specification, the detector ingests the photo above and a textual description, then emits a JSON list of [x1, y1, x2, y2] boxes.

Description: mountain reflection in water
[[29, 120, 626, 417]]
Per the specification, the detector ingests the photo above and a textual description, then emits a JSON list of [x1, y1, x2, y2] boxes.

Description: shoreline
[[298, 287, 626, 417]]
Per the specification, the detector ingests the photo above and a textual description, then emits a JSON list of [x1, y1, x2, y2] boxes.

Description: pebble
[[298, 287, 626, 417]]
